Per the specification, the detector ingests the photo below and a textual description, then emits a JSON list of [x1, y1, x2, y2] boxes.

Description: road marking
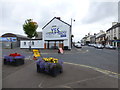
[[61, 75, 106, 87], [76, 49, 89, 53], [63, 85, 73, 90], [38, 80, 44, 88], [3, 62, 35, 80], [64, 62, 120, 79]]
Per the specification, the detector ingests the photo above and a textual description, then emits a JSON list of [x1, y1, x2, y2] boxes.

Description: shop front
[[112, 40, 120, 47], [44, 40, 64, 49]]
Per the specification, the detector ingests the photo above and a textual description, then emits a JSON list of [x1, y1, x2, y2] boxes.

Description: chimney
[[56, 17, 61, 20], [94, 33, 96, 35]]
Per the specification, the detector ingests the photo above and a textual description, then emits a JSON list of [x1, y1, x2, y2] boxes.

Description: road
[[2, 46, 119, 88], [42, 46, 118, 73]]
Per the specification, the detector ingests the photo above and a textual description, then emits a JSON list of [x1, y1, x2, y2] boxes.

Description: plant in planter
[[4, 53, 25, 66], [36, 57, 63, 77]]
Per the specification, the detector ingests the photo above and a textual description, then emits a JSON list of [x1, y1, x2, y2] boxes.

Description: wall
[[43, 19, 70, 40], [20, 40, 44, 49], [64, 39, 68, 46], [43, 18, 71, 49], [2, 42, 12, 49]]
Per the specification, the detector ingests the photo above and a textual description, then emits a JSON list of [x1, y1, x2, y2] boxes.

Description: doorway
[[44, 40, 64, 49]]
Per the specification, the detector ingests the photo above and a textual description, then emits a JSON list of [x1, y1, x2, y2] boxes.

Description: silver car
[[75, 43, 82, 48], [105, 45, 116, 49], [96, 44, 104, 49]]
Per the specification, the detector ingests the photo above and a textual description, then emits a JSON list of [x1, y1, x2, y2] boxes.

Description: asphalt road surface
[[2, 46, 119, 88], [42, 46, 118, 73]]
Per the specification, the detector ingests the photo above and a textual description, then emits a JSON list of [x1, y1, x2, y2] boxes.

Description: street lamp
[[71, 18, 75, 29], [70, 18, 75, 48]]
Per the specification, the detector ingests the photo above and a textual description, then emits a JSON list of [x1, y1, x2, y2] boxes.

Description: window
[[114, 29, 116, 33], [24, 42, 26, 45], [32, 42, 34, 45]]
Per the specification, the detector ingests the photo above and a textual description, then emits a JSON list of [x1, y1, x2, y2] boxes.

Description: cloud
[[81, 2, 118, 24], [0, 0, 118, 41]]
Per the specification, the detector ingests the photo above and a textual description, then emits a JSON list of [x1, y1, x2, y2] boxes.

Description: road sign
[[33, 49, 41, 57], [59, 48, 64, 54]]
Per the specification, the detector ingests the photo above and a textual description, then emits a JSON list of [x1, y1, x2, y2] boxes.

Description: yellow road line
[[64, 62, 120, 78]]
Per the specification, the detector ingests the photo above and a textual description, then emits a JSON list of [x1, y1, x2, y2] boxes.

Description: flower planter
[[36, 57, 63, 77], [4, 53, 25, 66]]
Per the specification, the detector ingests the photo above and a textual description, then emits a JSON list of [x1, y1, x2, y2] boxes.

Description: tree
[[23, 19, 38, 50]]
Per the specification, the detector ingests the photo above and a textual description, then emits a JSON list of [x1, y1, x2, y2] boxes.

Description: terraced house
[[106, 22, 120, 47]]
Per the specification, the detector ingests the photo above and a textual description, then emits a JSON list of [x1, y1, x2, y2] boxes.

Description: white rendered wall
[[20, 40, 44, 48], [43, 18, 71, 49]]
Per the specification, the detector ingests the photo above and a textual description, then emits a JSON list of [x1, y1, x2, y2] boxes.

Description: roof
[[82, 36, 87, 39], [96, 34, 106, 39], [20, 39, 42, 40], [1, 33, 29, 39], [42, 17, 71, 29], [106, 23, 120, 32], [90, 35, 96, 38], [35, 32, 42, 39]]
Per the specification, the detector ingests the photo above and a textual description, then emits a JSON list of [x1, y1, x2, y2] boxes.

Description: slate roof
[[106, 23, 120, 32], [35, 32, 42, 39], [96, 34, 106, 39], [42, 17, 71, 29], [1, 33, 29, 39]]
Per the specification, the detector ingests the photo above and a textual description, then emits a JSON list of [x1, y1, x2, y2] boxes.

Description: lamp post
[[70, 18, 75, 48], [71, 18, 75, 31]]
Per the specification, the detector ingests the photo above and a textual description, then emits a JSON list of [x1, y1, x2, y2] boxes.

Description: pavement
[[2, 47, 119, 88]]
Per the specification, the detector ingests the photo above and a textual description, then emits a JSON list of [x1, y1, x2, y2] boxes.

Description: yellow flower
[[42, 57, 59, 63]]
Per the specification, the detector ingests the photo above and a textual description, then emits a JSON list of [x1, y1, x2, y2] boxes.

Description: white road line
[[38, 80, 44, 88], [62, 85, 73, 90], [64, 62, 120, 79], [62, 75, 106, 86], [3, 62, 35, 80], [76, 49, 89, 53]]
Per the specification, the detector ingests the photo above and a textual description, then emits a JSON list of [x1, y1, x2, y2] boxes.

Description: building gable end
[[42, 17, 71, 30]]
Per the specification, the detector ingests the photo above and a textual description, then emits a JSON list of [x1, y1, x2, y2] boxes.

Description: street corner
[[39, 62, 118, 88]]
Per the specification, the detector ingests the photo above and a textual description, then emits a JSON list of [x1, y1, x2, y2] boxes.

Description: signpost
[[33, 49, 41, 57], [58, 48, 64, 54]]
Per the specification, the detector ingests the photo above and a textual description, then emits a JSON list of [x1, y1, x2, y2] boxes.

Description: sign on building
[[0, 37, 17, 42], [44, 25, 68, 40]]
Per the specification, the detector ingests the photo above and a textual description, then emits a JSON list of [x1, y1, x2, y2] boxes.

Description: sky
[[0, 0, 119, 42]]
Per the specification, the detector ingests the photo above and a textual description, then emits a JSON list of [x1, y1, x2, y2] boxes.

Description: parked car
[[94, 44, 98, 48], [105, 45, 116, 49], [88, 43, 92, 46], [96, 44, 104, 49], [81, 43, 85, 46], [88, 44, 96, 47], [74, 43, 82, 48]]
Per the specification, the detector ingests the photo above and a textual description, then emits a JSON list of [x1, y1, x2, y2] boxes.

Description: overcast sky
[[0, 0, 119, 41]]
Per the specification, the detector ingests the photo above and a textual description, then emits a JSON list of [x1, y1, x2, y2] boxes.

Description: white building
[[20, 17, 72, 50], [42, 17, 71, 50], [106, 22, 120, 47], [95, 30, 106, 44], [20, 39, 44, 49]]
